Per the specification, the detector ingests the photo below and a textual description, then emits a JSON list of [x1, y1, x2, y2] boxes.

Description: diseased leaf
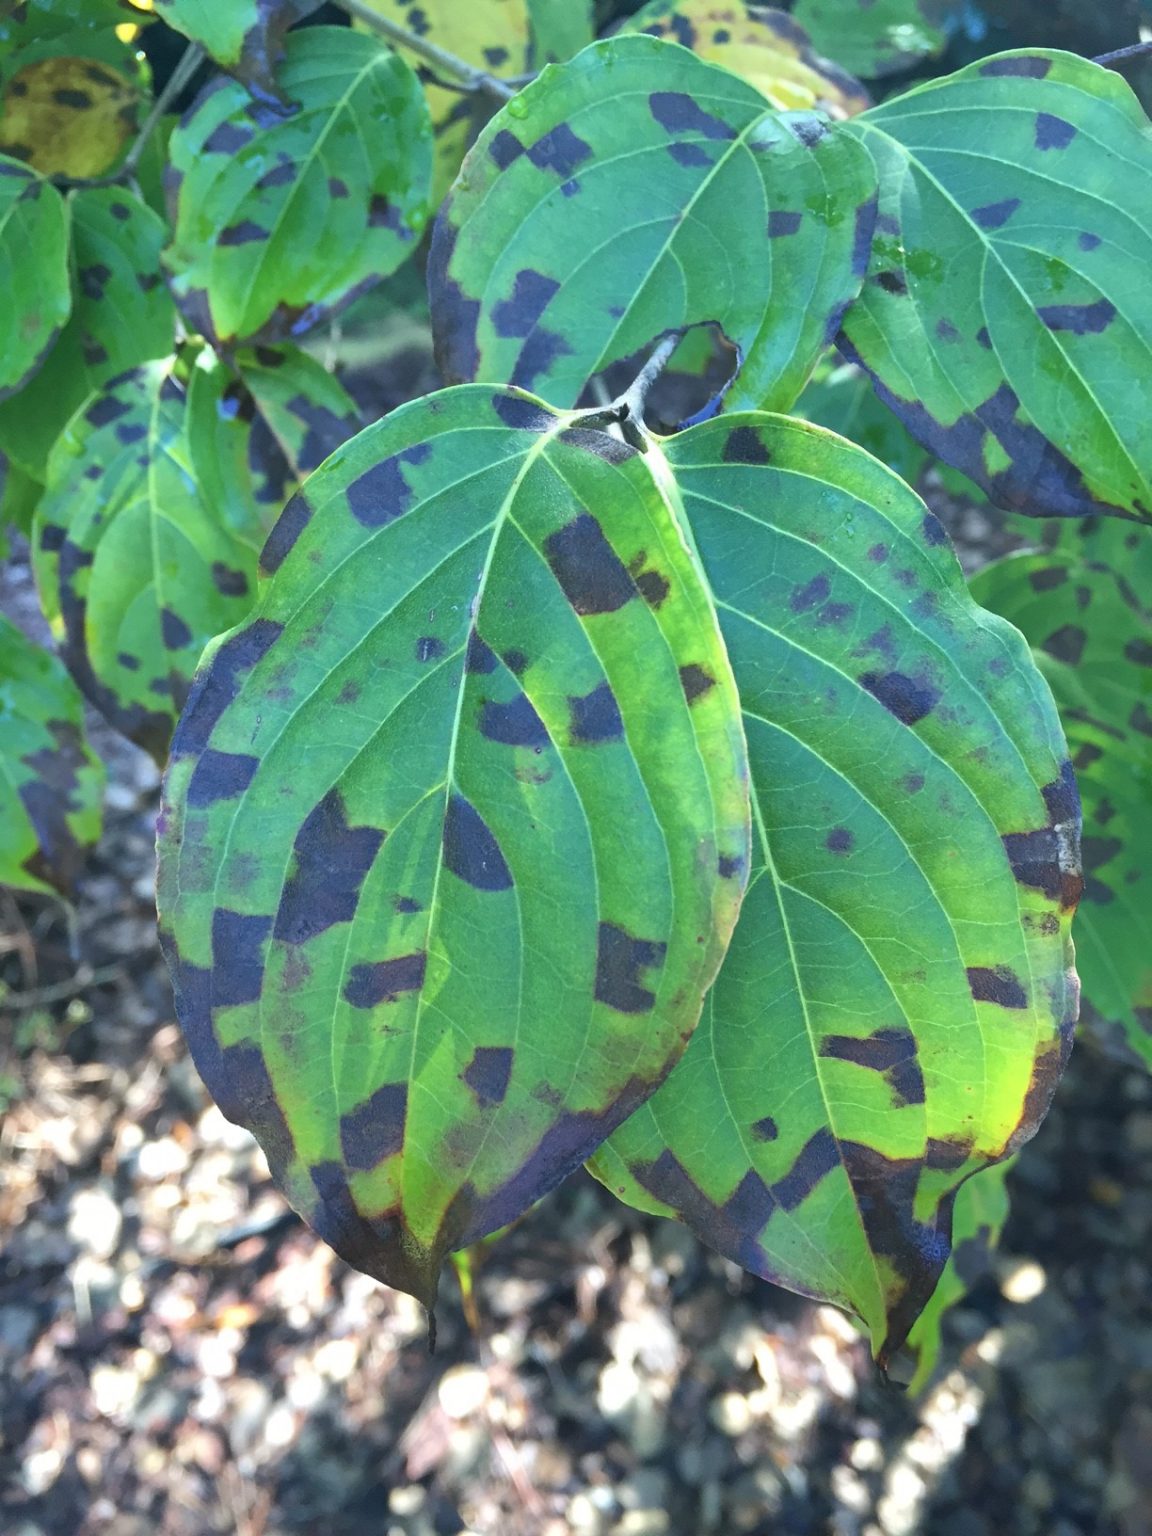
[[590, 415, 1079, 1364], [430, 35, 877, 414], [152, 0, 324, 103], [839, 50, 1152, 522], [234, 344, 362, 486], [0, 612, 105, 897], [905, 1158, 1011, 1393], [0, 54, 141, 177], [621, 1, 869, 117], [792, 0, 962, 78], [353, 0, 533, 204], [795, 358, 931, 486], [33, 351, 267, 761], [971, 519, 1152, 1070], [0, 155, 71, 402], [157, 384, 751, 1311], [0, 185, 174, 480], [528, 0, 594, 65], [164, 28, 433, 348]]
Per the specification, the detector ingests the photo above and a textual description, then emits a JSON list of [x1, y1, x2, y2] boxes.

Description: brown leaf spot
[[595, 922, 667, 1014], [967, 965, 1028, 1009], [273, 789, 385, 945], [339, 1082, 408, 1170], [343, 952, 427, 1008], [544, 513, 636, 615], [442, 794, 513, 891], [461, 1046, 513, 1109], [679, 664, 715, 704]]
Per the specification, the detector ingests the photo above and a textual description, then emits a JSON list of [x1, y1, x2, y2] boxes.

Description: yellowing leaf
[[0, 56, 140, 178], [622, 1, 869, 117], [355, 0, 532, 200]]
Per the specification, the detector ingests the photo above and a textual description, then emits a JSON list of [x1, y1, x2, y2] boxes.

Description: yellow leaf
[[623, 1, 870, 118], [354, 0, 532, 200], [0, 56, 141, 178]]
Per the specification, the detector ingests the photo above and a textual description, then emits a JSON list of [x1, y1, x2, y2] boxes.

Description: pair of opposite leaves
[[158, 383, 1077, 1365], [160, 29, 1120, 1359]]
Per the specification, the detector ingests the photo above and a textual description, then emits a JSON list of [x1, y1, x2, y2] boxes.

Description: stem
[[335, 0, 517, 101], [618, 331, 682, 423], [572, 331, 684, 451], [52, 42, 207, 190], [1094, 40, 1152, 66]]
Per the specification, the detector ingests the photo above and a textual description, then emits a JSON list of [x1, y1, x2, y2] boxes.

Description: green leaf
[[792, 0, 961, 78], [153, 0, 323, 104], [429, 35, 878, 414], [0, 185, 174, 480], [0, 155, 71, 401], [621, 1, 869, 117], [0, 2, 147, 56], [838, 50, 1152, 522], [0, 612, 105, 896], [164, 28, 433, 349], [157, 383, 751, 1309], [33, 351, 266, 762], [795, 359, 931, 485], [233, 343, 362, 486], [590, 414, 1078, 1364], [905, 1158, 1011, 1393], [528, 0, 594, 65], [971, 519, 1152, 1071]]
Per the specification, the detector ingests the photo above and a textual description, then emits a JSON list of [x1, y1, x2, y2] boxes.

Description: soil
[[3, 473, 1151, 1536]]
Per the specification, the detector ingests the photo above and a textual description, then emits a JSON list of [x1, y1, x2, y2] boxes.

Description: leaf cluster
[[1, 0, 1149, 1383]]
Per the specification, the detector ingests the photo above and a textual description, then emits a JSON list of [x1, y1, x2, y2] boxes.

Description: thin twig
[[0, 962, 126, 1011], [52, 42, 207, 190], [571, 331, 684, 450], [335, 0, 517, 100], [1093, 40, 1152, 66]]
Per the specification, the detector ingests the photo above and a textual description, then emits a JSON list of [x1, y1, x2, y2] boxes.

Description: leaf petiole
[[569, 330, 685, 450]]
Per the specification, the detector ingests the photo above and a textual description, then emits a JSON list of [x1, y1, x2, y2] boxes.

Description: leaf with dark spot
[[166, 29, 432, 347], [840, 50, 1152, 522], [906, 1159, 1012, 1391], [623, 1, 868, 117], [158, 384, 750, 1323], [0, 186, 173, 482], [593, 413, 1076, 1365], [236, 344, 361, 481], [430, 35, 878, 412], [972, 517, 1152, 1071], [0, 616, 104, 896], [32, 354, 263, 761], [0, 55, 140, 181], [0, 152, 70, 404], [355, 0, 535, 203]]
